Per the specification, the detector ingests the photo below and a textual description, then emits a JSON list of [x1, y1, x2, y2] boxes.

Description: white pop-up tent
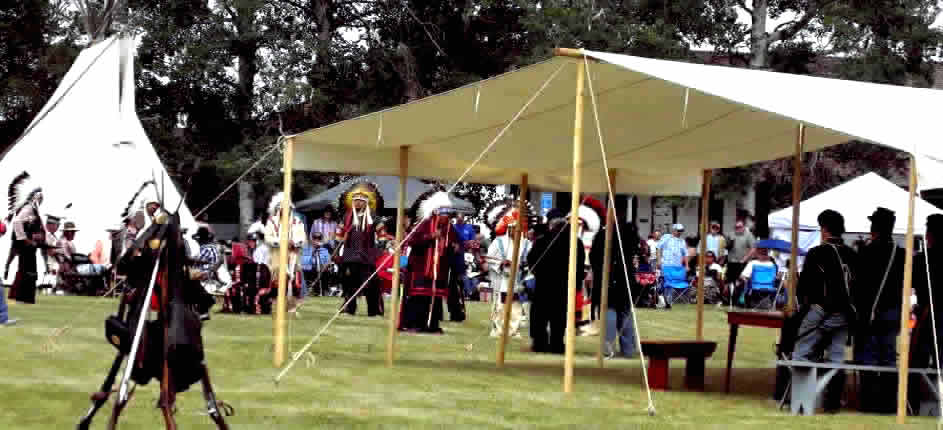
[[0, 36, 196, 283], [769, 172, 943, 250]]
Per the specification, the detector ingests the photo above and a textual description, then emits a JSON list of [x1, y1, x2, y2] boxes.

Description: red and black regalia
[[7, 171, 46, 304], [400, 188, 462, 334], [335, 182, 384, 316]]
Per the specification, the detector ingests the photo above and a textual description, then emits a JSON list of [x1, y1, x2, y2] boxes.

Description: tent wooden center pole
[[386, 146, 409, 367], [564, 61, 586, 394], [695, 169, 711, 340], [597, 169, 617, 367], [273, 137, 294, 368], [497, 174, 528, 367], [787, 123, 804, 315], [897, 155, 918, 423]]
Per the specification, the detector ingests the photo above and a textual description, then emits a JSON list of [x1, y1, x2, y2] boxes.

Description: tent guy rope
[[193, 140, 282, 219], [584, 54, 656, 416], [273, 62, 567, 384]]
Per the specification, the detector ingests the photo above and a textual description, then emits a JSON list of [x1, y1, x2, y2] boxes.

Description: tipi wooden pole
[[386, 146, 409, 367], [787, 123, 805, 315], [597, 169, 617, 367], [695, 169, 711, 340], [896, 155, 917, 424], [564, 61, 585, 393], [497, 174, 528, 367], [273, 137, 294, 368]]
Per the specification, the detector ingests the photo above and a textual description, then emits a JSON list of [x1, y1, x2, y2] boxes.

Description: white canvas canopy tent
[[273, 48, 943, 420], [769, 172, 943, 251], [0, 35, 196, 284]]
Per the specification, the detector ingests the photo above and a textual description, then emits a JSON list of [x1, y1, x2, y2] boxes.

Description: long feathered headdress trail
[[7, 171, 40, 222], [120, 180, 156, 220]]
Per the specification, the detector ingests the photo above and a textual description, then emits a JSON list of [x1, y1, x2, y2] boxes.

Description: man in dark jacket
[[529, 209, 585, 354], [591, 220, 639, 358], [854, 207, 905, 413], [794, 209, 857, 412]]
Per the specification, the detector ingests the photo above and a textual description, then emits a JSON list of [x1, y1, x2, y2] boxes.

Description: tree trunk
[[749, 0, 770, 69], [238, 181, 255, 239]]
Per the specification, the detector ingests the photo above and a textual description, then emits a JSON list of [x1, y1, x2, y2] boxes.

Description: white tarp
[[290, 49, 943, 194], [0, 36, 195, 284], [768, 172, 943, 236]]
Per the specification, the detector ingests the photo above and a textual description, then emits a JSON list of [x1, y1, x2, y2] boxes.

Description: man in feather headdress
[[263, 192, 307, 312], [7, 171, 46, 304], [485, 199, 535, 338], [400, 189, 462, 333], [335, 182, 383, 316]]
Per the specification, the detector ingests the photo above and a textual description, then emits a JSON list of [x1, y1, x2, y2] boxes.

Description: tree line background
[[1, 0, 940, 235]]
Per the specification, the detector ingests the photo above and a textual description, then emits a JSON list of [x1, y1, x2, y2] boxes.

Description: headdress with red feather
[[569, 196, 605, 248], [485, 198, 537, 237]]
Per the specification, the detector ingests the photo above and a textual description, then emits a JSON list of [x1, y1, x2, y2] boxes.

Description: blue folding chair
[[744, 264, 780, 309], [661, 265, 692, 305]]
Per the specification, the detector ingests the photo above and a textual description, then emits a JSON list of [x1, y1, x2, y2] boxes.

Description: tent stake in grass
[[597, 169, 616, 367], [497, 174, 528, 367], [564, 60, 585, 394], [387, 146, 409, 367]]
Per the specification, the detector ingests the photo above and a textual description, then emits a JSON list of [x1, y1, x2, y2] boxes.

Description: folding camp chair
[[744, 264, 780, 309], [661, 265, 693, 306]]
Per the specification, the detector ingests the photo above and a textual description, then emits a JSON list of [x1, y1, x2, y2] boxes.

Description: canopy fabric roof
[[0, 36, 196, 255], [768, 172, 943, 235], [290, 49, 943, 194], [295, 175, 474, 212]]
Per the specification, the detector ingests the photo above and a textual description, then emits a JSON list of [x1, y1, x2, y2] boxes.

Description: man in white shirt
[[487, 210, 532, 337]]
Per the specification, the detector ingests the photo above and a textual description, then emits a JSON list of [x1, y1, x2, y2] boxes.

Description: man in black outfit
[[529, 209, 584, 354]]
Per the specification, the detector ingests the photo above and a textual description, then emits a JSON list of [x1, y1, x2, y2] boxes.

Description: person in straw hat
[[57, 221, 110, 277]]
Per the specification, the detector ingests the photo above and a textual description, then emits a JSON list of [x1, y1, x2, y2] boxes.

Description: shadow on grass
[[392, 356, 778, 399]]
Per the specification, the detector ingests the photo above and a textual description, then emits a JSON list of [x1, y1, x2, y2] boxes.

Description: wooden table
[[640, 340, 717, 391], [725, 311, 785, 393]]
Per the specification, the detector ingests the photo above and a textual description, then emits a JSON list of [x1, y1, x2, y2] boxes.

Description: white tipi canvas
[[0, 36, 196, 285]]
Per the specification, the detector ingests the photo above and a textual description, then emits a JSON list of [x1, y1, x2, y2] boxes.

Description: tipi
[[0, 35, 196, 284]]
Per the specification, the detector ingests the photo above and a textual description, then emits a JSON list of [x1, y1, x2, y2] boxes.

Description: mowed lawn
[[0, 295, 933, 429]]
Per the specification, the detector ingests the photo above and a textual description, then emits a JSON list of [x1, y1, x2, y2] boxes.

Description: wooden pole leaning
[[787, 123, 805, 315], [273, 136, 295, 368], [564, 61, 586, 393], [897, 155, 918, 424], [695, 169, 711, 341], [386, 146, 409, 367], [497, 174, 528, 367], [597, 169, 617, 367]]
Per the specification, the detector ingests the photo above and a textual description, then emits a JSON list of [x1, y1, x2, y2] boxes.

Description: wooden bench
[[640, 340, 717, 391], [776, 360, 941, 416]]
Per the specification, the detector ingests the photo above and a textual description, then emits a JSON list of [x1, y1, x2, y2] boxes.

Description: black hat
[[193, 227, 214, 243], [868, 207, 896, 224], [927, 214, 943, 235], [546, 208, 565, 222]]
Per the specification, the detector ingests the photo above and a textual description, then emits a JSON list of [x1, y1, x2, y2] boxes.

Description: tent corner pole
[[897, 155, 917, 424], [695, 169, 711, 340], [387, 146, 409, 368], [597, 169, 617, 367], [273, 136, 294, 368], [497, 173, 528, 367], [564, 60, 586, 394], [787, 123, 804, 315]]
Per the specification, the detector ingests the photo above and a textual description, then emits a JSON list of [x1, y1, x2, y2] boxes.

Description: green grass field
[[0, 295, 934, 429]]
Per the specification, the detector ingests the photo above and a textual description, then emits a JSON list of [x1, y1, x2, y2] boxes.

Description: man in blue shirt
[[657, 224, 689, 308]]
